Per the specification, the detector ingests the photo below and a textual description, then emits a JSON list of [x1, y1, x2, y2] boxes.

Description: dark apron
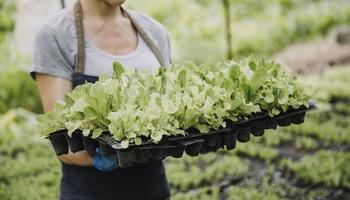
[[60, 1, 170, 200]]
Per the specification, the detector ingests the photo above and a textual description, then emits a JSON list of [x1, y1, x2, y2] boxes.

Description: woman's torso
[[30, 7, 171, 200]]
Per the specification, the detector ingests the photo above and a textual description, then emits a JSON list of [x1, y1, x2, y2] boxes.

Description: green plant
[[286, 115, 350, 145], [0, 44, 42, 114], [166, 154, 249, 191], [259, 129, 293, 146], [226, 186, 281, 200], [233, 142, 279, 162], [334, 102, 350, 116], [303, 66, 350, 103], [127, 0, 350, 63], [0, 0, 15, 42], [37, 59, 311, 148], [172, 186, 220, 200], [294, 136, 318, 150], [282, 151, 350, 189], [1, 65, 350, 199], [0, 69, 42, 114], [0, 109, 60, 200]]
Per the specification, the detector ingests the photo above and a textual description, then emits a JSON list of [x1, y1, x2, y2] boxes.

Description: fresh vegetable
[[37, 59, 311, 148]]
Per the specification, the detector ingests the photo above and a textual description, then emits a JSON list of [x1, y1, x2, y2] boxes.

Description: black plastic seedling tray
[[47, 102, 316, 168]]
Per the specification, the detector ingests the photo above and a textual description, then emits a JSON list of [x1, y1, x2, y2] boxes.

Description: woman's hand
[[35, 73, 93, 167], [92, 147, 118, 171], [58, 150, 93, 167]]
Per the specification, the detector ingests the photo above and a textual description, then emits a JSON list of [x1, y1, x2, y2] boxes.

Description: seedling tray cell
[[251, 120, 265, 137], [151, 148, 168, 160], [168, 145, 184, 158], [66, 131, 84, 153], [291, 111, 306, 124], [48, 130, 69, 155], [277, 115, 292, 127], [183, 139, 204, 156], [82, 136, 99, 152], [265, 118, 278, 129], [215, 133, 224, 149], [223, 131, 236, 150], [205, 134, 219, 147], [237, 126, 251, 143], [99, 143, 115, 156], [117, 150, 136, 168], [134, 149, 151, 164], [47, 102, 316, 167]]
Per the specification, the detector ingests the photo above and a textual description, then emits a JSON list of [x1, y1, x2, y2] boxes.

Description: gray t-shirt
[[29, 8, 172, 81]]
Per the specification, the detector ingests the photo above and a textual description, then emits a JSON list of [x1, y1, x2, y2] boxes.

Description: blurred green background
[[1, 0, 350, 199]]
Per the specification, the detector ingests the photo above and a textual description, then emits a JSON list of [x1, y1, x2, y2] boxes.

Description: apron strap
[[73, 1, 85, 74], [73, 1, 166, 74], [121, 7, 167, 67]]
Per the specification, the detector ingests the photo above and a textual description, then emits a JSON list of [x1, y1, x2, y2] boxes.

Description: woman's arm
[[36, 73, 93, 167]]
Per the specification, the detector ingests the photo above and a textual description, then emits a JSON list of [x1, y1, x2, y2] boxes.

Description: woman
[[29, 0, 172, 199]]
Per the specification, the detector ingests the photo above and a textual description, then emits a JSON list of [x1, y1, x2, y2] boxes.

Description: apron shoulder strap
[[121, 8, 167, 67], [73, 1, 85, 74]]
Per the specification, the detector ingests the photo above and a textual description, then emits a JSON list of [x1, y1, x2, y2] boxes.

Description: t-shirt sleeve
[[29, 24, 74, 81]]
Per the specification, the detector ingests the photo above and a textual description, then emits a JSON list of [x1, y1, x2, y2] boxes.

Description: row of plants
[[172, 186, 220, 200], [286, 114, 350, 145], [281, 151, 350, 189], [167, 153, 248, 191], [233, 142, 279, 163], [0, 109, 60, 200], [37, 59, 311, 148], [0, 69, 41, 114], [226, 186, 280, 200], [0, 44, 42, 114], [303, 66, 350, 103], [126, 0, 350, 63]]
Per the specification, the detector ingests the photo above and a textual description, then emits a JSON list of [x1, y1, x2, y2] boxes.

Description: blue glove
[[92, 147, 118, 172]]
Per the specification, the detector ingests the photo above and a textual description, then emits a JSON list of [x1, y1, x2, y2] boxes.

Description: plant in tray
[[232, 58, 311, 116], [37, 58, 311, 148]]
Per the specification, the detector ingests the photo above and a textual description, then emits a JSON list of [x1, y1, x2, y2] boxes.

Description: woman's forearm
[[35, 73, 93, 166], [35, 73, 73, 112]]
